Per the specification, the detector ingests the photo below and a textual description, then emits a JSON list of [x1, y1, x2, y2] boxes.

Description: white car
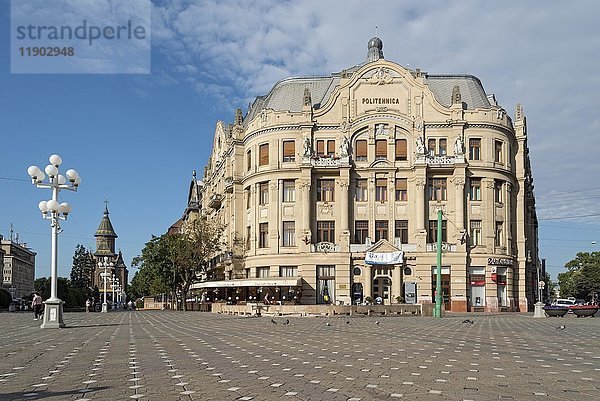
[[552, 298, 577, 308]]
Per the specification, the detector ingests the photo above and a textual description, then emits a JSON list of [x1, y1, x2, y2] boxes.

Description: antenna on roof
[[376, 26, 378, 36]]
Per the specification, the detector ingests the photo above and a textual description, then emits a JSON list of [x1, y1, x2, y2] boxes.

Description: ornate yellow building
[[190, 38, 539, 312]]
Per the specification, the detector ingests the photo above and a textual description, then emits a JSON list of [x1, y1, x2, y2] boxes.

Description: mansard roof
[[246, 76, 340, 121], [424, 75, 491, 109], [245, 39, 493, 122]]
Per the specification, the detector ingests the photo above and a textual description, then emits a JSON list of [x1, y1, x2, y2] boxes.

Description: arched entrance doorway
[[372, 265, 393, 304]]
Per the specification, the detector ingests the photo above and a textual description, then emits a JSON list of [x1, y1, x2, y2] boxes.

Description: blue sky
[[1, 0, 599, 283]]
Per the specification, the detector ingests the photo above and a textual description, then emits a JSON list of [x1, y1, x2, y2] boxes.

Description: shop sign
[[487, 257, 513, 266], [470, 274, 485, 286]]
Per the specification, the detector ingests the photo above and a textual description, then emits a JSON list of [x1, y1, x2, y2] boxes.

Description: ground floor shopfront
[[191, 241, 529, 313]]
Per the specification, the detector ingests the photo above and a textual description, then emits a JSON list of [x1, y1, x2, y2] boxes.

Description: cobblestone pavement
[[1, 311, 599, 401]]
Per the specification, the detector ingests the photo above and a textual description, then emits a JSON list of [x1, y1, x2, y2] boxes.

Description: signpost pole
[[434, 209, 443, 318]]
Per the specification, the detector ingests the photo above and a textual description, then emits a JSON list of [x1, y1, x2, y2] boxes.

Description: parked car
[[552, 298, 577, 308]]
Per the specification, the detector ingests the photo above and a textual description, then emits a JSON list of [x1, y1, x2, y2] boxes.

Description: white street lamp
[[111, 273, 116, 310], [99, 257, 114, 313], [28, 154, 80, 329]]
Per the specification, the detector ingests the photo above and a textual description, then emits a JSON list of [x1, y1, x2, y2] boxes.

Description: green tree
[[130, 235, 173, 301], [34, 277, 49, 298], [34, 276, 70, 301], [170, 218, 223, 310], [558, 252, 600, 301], [131, 217, 223, 311], [69, 244, 94, 298]]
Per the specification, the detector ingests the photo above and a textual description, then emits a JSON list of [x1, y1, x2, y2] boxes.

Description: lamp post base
[[101, 303, 109, 313], [533, 301, 546, 318], [40, 299, 66, 329]]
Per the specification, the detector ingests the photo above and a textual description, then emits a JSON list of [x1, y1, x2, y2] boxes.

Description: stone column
[[300, 166, 312, 251], [363, 264, 373, 300], [453, 177, 465, 232], [392, 265, 402, 303], [338, 167, 351, 252], [415, 177, 426, 232]]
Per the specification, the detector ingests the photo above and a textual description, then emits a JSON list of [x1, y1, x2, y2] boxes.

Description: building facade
[[190, 38, 539, 312], [91, 206, 128, 303], [1, 237, 36, 299]]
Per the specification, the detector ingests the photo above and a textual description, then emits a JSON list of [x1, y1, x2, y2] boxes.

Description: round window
[[353, 267, 361, 276], [403, 267, 412, 276]]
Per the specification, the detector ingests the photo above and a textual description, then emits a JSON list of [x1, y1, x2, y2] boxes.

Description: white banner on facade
[[365, 251, 404, 265]]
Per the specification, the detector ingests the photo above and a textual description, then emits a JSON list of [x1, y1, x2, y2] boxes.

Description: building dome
[[366, 37, 384, 62], [368, 37, 383, 51]]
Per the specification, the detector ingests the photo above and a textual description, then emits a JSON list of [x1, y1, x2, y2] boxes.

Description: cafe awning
[[190, 277, 302, 290]]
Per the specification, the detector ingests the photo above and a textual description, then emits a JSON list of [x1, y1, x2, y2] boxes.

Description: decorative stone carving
[[415, 179, 426, 189], [338, 180, 350, 189], [303, 88, 312, 107], [320, 204, 332, 215], [375, 106, 388, 112], [302, 230, 311, 245], [311, 157, 343, 167], [453, 177, 466, 187], [515, 103, 524, 121], [269, 182, 279, 191], [298, 180, 311, 190], [451, 85, 462, 104], [315, 242, 337, 253], [414, 118, 424, 132], [340, 119, 349, 133], [369, 67, 394, 85]]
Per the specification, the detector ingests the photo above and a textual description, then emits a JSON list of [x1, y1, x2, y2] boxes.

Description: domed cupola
[[366, 37, 384, 62]]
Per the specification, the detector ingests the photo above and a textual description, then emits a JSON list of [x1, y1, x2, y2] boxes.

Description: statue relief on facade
[[302, 137, 312, 158], [416, 136, 426, 156], [454, 136, 464, 156], [375, 123, 387, 136], [340, 136, 350, 157]]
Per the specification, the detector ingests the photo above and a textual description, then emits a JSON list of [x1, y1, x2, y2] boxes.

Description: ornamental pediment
[[366, 239, 400, 253], [368, 159, 395, 169], [350, 64, 412, 117]]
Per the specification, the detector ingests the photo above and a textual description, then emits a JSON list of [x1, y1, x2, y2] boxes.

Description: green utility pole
[[434, 209, 443, 318]]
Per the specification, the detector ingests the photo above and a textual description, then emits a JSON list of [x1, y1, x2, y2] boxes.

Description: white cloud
[[150, 0, 600, 223]]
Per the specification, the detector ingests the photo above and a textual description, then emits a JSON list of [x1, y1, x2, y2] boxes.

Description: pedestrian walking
[[32, 292, 43, 320], [85, 298, 91, 313]]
